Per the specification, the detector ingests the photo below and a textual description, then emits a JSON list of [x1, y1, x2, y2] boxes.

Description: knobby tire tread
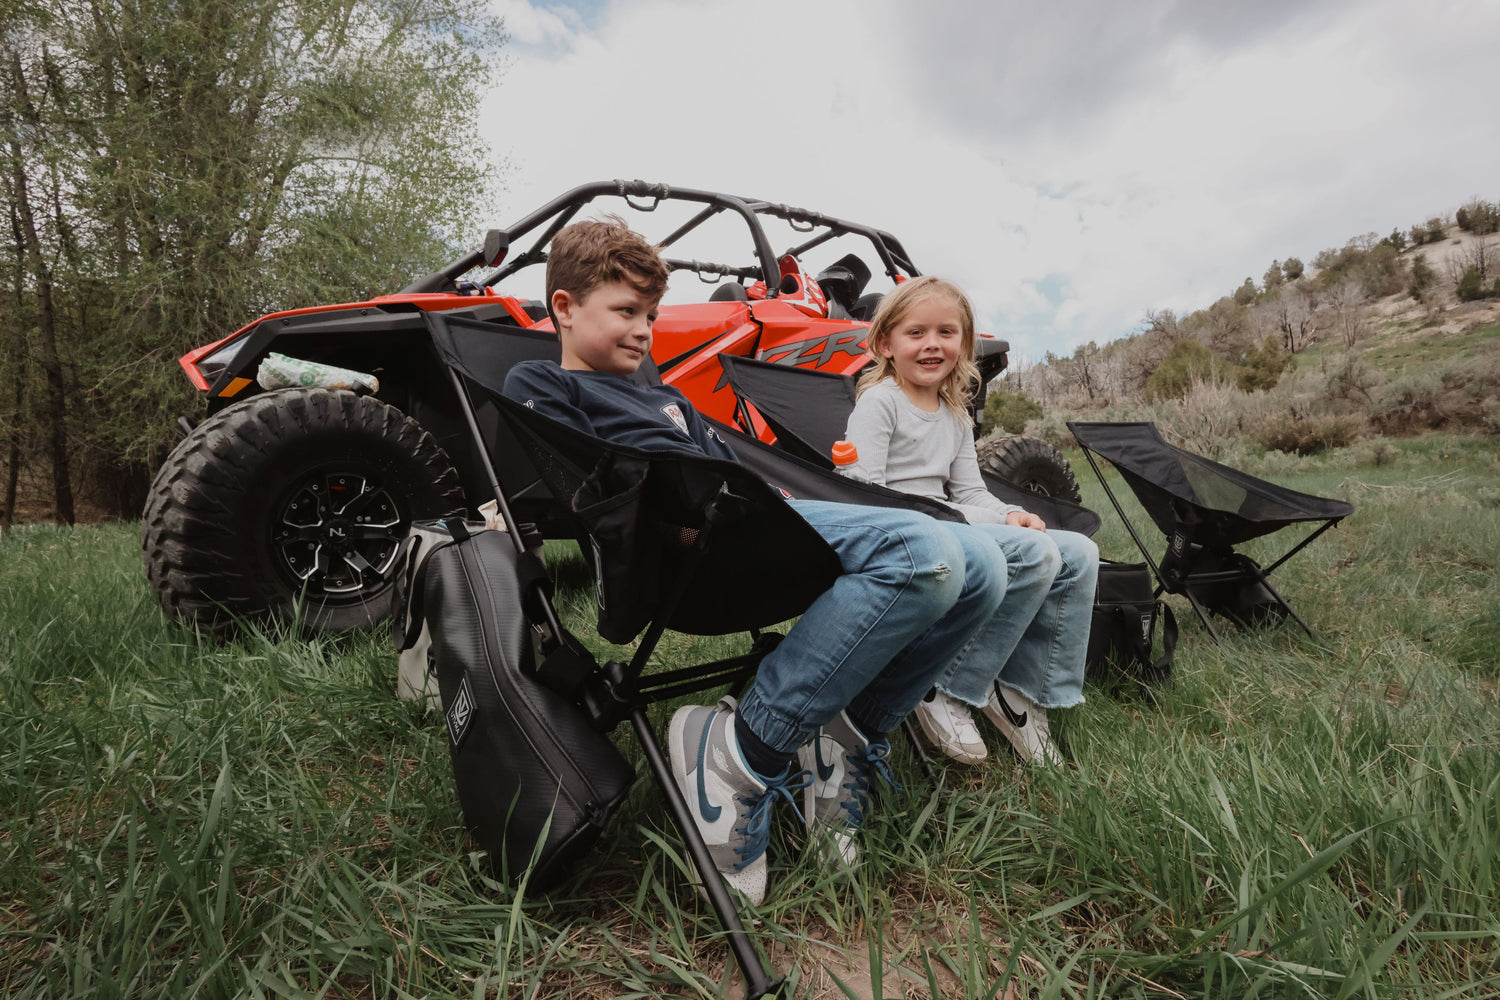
[[141, 388, 465, 634]]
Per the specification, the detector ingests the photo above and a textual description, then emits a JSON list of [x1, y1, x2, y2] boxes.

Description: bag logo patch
[[1140, 611, 1154, 644], [446, 674, 475, 749], [660, 403, 690, 436]]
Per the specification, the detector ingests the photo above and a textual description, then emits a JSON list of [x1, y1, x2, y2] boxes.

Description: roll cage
[[400, 179, 923, 297]]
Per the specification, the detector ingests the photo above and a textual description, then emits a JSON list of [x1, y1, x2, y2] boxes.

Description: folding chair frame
[[1075, 442, 1341, 647], [443, 363, 807, 999]]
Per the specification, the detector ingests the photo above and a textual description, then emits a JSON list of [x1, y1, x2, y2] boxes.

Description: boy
[[503, 218, 1006, 905]]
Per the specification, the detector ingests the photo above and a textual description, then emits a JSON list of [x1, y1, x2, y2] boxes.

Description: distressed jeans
[[932, 525, 1099, 710], [735, 500, 1007, 751]]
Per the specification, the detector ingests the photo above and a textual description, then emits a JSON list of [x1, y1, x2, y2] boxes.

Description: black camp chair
[[424, 313, 977, 998], [719, 353, 1103, 538], [1068, 421, 1354, 645]]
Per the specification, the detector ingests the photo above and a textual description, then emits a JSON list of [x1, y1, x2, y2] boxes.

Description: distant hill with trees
[[983, 198, 1500, 462]]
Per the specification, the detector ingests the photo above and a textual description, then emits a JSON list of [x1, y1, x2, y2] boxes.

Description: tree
[[1444, 237, 1494, 291], [1458, 198, 1500, 235], [1325, 277, 1369, 347], [1269, 285, 1319, 353], [0, 0, 506, 520], [1, 36, 74, 523], [1146, 339, 1214, 401], [1281, 257, 1305, 281], [1205, 296, 1249, 359], [1068, 340, 1106, 401], [1233, 277, 1258, 305], [1263, 260, 1284, 291]]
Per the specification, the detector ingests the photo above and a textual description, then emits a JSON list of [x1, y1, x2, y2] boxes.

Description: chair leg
[[629, 707, 786, 1000], [901, 717, 937, 781], [1181, 588, 1224, 647], [1254, 573, 1322, 644]]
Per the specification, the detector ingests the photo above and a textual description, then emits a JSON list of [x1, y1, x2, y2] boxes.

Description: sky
[[479, 0, 1500, 364]]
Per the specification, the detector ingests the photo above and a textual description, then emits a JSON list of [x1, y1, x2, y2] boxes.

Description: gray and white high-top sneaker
[[797, 710, 895, 871], [668, 697, 804, 905]]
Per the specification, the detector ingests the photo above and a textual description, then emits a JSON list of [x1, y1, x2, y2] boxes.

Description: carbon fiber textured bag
[[409, 522, 635, 888], [1086, 560, 1176, 685]]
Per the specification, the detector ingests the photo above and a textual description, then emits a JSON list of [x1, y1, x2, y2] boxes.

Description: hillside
[[991, 211, 1500, 460]]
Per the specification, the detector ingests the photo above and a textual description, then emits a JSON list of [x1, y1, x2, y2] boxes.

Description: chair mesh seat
[[1069, 420, 1354, 644]]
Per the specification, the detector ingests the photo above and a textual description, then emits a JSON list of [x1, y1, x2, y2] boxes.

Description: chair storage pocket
[[1164, 539, 1287, 629], [571, 455, 664, 644], [421, 527, 635, 889]]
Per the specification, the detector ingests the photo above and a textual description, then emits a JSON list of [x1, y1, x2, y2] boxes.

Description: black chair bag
[[1087, 560, 1176, 683], [419, 523, 635, 889]]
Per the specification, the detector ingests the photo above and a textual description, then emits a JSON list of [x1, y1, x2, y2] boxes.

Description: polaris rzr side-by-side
[[142, 180, 1081, 633]]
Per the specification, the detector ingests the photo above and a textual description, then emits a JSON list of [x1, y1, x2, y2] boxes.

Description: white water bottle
[[831, 440, 870, 482]]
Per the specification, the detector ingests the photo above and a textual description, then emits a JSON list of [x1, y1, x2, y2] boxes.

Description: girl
[[844, 276, 1099, 766]]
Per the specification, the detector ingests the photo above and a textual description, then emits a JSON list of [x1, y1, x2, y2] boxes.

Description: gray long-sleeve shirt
[[844, 379, 1023, 524]]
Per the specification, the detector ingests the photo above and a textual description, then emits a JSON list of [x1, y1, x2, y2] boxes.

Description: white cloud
[[479, 0, 1500, 360]]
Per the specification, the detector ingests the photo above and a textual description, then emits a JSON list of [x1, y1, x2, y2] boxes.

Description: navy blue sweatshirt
[[503, 361, 737, 461]]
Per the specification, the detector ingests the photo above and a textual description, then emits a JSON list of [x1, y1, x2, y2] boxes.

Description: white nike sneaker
[[982, 684, 1063, 766], [912, 689, 988, 764]]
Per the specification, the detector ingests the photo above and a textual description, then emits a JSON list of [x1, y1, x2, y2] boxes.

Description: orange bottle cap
[[830, 440, 859, 465]]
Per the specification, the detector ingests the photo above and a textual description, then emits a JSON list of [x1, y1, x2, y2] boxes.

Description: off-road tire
[[977, 435, 1082, 502], [142, 388, 466, 634]]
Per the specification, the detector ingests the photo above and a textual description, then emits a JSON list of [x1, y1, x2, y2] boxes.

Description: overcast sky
[[480, 0, 1500, 364]]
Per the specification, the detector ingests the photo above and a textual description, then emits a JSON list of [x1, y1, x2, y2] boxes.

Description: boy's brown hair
[[545, 215, 671, 319]]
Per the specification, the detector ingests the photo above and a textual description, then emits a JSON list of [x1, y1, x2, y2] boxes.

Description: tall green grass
[[3, 434, 1497, 998]]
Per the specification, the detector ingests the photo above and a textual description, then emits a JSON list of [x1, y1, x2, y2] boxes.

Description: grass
[[3, 432, 1499, 998], [1299, 320, 1500, 380]]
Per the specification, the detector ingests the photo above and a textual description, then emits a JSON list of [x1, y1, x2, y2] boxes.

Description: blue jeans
[[932, 526, 1099, 710], [735, 500, 1006, 752]]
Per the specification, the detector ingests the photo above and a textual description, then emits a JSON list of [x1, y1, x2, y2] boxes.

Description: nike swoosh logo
[[696, 714, 722, 823], [995, 688, 1028, 728], [814, 738, 837, 782]]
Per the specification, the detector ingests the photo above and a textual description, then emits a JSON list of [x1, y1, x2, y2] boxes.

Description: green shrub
[[1252, 412, 1365, 455], [1367, 354, 1500, 434], [1456, 265, 1499, 302], [1455, 200, 1498, 235], [1146, 339, 1215, 401], [1281, 256, 1304, 280], [1237, 336, 1293, 392], [1409, 252, 1435, 299], [1263, 260, 1284, 290], [980, 386, 1044, 435]]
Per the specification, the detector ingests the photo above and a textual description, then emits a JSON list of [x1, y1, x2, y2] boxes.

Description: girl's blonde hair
[[857, 275, 981, 414]]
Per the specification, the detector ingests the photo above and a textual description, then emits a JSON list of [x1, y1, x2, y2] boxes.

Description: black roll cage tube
[[412, 179, 922, 297]]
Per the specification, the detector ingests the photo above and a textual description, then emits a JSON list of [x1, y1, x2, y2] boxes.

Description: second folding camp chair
[[1068, 421, 1354, 645], [719, 353, 1103, 538]]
